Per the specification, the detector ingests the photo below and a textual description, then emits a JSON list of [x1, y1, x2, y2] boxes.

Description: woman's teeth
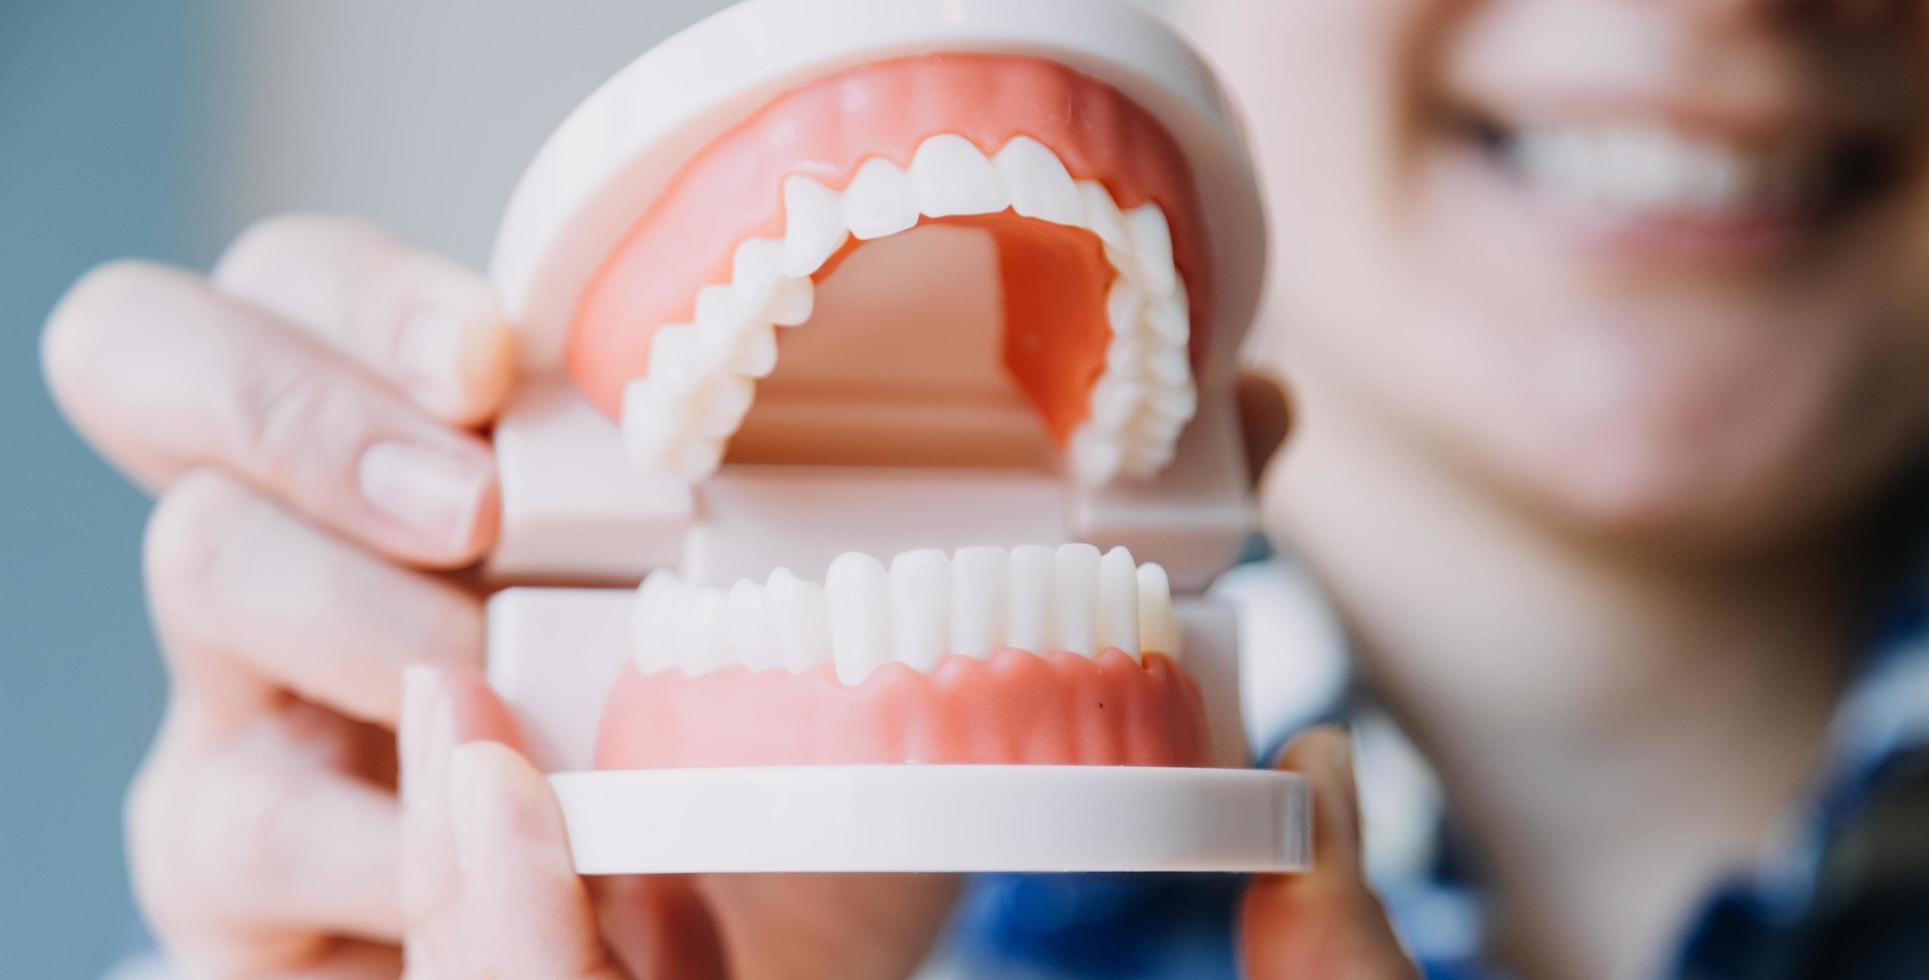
[[1505, 124, 1810, 219], [631, 545, 1182, 686]]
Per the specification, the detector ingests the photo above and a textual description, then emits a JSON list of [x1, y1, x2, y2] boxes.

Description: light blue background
[[3, 4, 194, 975]]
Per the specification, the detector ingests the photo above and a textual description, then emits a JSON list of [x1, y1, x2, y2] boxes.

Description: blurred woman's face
[[1193, 1, 1929, 552]]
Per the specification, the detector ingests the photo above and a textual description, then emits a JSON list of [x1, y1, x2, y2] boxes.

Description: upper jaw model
[[483, 0, 1307, 875]]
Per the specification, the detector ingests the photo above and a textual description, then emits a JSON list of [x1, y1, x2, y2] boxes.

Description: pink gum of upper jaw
[[596, 649, 1211, 769], [567, 53, 1210, 433]]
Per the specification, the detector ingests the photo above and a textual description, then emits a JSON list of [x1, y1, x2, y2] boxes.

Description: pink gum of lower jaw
[[567, 52, 1210, 435], [596, 649, 1211, 769]]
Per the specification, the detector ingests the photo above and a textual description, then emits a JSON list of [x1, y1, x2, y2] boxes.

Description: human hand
[[1241, 727, 1418, 979], [397, 665, 960, 980], [43, 215, 513, 975]]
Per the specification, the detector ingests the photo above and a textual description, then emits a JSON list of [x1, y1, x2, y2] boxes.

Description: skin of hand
[[44, 214, 514, 977]]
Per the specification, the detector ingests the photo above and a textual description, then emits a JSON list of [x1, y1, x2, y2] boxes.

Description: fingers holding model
[[42, 215, 510, 568], [41, 217, 512, 974]]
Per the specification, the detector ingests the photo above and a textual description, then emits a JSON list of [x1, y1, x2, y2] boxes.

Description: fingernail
[[400, 665, 454, 810], [449, 743, 537, 874], [1328, 730, 1355, 778], [398, 299, 513, 417], [359, 441, 491, 553], [448, 745, 487, 872], [1323, 733, 1361, 852]]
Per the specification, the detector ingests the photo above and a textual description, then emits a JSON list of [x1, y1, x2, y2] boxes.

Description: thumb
[[1241, 727, 1416, 979], [1235, 369, 1292, 491], [399, 666, 621, 979]]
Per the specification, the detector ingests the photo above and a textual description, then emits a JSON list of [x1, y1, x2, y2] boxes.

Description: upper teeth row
[[621, 134, 1197, 486], [631, 544, 1181, 686], [1511, 124, 1809, 216]]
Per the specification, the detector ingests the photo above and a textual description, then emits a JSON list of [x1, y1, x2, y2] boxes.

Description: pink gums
[[596, 650, 1210, 769], [568, 53, 1208, 443]]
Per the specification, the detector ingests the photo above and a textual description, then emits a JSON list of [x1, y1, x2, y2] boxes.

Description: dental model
[[483, 0, 1309, 874]]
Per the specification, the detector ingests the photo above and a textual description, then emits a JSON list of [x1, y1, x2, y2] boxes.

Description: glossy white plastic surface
[[553, 765, 1310, 874], [486, 381, 693, 582]]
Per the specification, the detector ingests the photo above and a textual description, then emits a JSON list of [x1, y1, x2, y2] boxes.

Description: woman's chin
[[1471, 408, 1892, 557]]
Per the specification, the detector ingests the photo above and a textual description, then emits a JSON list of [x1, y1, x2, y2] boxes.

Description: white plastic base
[[553, 765, 1310, 875]]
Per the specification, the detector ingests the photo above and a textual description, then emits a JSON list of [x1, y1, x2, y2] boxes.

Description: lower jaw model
[[480, 0, 1309, 874], [605, 545, 1208, 769]]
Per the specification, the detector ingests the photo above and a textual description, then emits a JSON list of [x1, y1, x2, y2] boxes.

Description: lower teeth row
[[632, 544, 1179, 686]]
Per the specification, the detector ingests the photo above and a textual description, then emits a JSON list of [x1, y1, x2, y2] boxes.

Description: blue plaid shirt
[[939, 560, 1929, 979]]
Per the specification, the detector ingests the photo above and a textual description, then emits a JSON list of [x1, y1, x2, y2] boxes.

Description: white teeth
[[630, 547, 1180, 683], [1124, 204, 1178, 298], [888, 549, 950, 673], [625, 318, 755, 481], [827, 552, 892, 685], [1004, 546, 1056, 654], [728, 320, 778, 377], [669, 437, 725, 479], [782, 175, 850, 276], [1135, 563, 1178, 659], [730, 238, 785, 319], [1147, 347, 1189, 387], [674, 587, 728, 676], [785, 580, 833, 674], [949, 546, 1007, 659], [767, 568, 832, 674], [1511, 124, 1802, 217], [1068, 272, 1190, 483], [621, 380, 679, 460], [1088, 376, 1143, 432], [753, 573, 789, 669], [645, 323, 702, 385], [1079, 180, 1132, 253], [1070, 429, 1127, 487], [726, 579, 775, 672], [693, 284, 739, 331], [1145, 290, 1189, 347], [732, 238, 815, 326], [766, 278, 814, 326], [996, 137, 1084, 226], [1121, 439, 1177, 480], [1105, 334, 1147, 375], [1050, 544, 1101, 656], [1149, 381, 1197, 422], [1097, 547, 1141, 660], [911, 134, 1008, 218], [630, 570, 684, 673], [691, 374, 755, 438], [845, 157, 920, 240], [620, 136, 1195, 485], [1133, 410, 1187, 452], [1106, 279, 1147, 342]]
